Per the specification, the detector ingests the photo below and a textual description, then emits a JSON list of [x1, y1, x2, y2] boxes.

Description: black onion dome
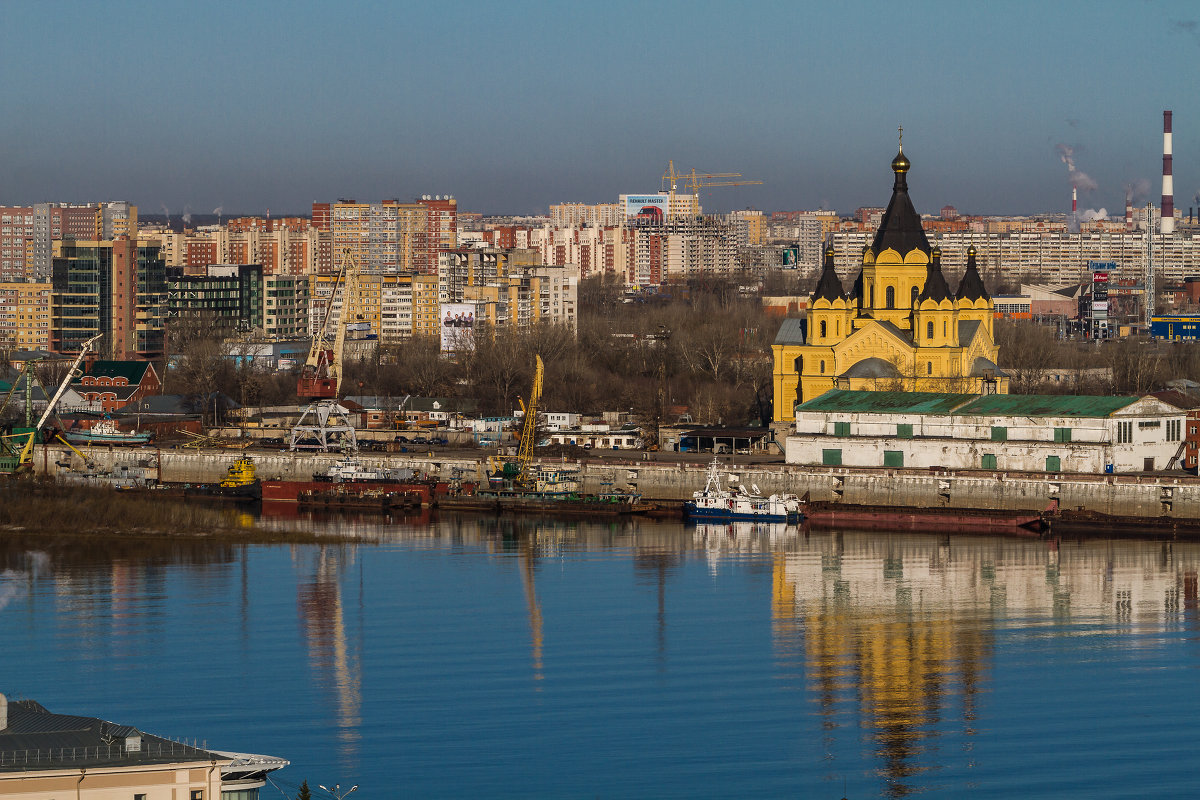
[[956, 245, 990, 302], [918, 247, 952, 303], [812, 245, 844, 303]]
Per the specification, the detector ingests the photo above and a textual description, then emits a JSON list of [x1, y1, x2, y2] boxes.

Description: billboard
[[440, 303, 476, 352], [782, 247, 799, 268], [621, 194, 668, 219]]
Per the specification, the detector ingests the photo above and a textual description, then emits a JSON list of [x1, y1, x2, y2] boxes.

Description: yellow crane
[[514, 354, 544, 489], [298, 246, 364, 400], [660, 160, 764, 200]]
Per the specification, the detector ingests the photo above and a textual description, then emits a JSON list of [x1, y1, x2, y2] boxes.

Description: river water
[[3, 511, 1200, 799]]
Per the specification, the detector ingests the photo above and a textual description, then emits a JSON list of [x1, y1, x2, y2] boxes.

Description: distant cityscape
[[5, 176, 1200, 360]]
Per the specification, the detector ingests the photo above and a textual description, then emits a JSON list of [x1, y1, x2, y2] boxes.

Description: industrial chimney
[[1162, 110, 1175, 234]]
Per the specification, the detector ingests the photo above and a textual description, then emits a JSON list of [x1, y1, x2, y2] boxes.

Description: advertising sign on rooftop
[[1088, 260, 1118, 272], [621, 194, 668, 219]]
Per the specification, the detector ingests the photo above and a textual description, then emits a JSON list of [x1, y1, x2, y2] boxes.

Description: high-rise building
[[0, 282, 51, 349], [51, 239, 166, 358], [0, 207, 34, 282]]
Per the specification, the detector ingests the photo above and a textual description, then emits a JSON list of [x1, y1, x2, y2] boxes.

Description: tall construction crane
[[660, 160, 764, 202], [297, 246, 363, 400]]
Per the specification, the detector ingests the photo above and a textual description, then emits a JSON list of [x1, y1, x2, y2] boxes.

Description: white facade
[[787, 396, 1185, 473]]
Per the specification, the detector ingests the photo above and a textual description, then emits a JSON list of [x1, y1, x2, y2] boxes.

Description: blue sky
[[1, 0, 1198, 217]]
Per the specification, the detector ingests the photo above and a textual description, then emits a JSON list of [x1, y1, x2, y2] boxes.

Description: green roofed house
[[788, 389, 1186, 473]]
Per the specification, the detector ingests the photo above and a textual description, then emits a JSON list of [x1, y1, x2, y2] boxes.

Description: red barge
[[804, 501, 1046, 535], [261, 457, 465, 504]]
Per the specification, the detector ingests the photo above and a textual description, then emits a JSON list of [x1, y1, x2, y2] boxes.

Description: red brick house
[[70, 360, 161, 413]]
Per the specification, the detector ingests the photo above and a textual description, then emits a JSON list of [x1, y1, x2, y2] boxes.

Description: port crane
[[489, 354, 543, 490], [290, 246, 363, 452], [297, 246, 363, 400], [0, 333, 102, 475]]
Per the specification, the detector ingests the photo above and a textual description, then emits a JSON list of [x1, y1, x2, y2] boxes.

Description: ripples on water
[[2, 516, 1200, 798]]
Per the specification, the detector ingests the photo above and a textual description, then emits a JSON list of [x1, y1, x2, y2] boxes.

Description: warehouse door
[[883, 450, 904, 468]]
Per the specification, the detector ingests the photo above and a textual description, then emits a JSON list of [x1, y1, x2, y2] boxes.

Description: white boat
[[313, 457, 416, 483], [683, 459, 802, 523]]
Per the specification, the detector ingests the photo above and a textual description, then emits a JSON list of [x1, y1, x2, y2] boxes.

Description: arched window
[[820, 360, 825, 374], [819, 320, 827, 338], [911, 286, 919, 307], [885, 286, 895, 309], [869, 285, 874, 308], [944, 320, 948, 336], [927, 362, 933, 375], [927, 321, 934, 340], [835, 319, 840, 336]]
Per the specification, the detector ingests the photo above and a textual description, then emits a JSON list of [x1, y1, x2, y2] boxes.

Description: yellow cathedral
[[772, 143, 1008, 423]]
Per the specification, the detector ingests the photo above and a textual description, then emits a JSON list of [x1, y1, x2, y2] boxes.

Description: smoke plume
[[182, 205, 192, 225], [1124, 179, 1152, 203], [1079, 208, 1107, 223], [159, 203, 170, 224], [1055, 144, 1098, 192], [212, 206, 224, 216]]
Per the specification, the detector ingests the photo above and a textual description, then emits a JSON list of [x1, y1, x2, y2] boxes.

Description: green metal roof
[[85, 360, 153, 383], [956, 393, 1139, 418], [797, 389, 1146, 419], [796, 389, 972, 414]]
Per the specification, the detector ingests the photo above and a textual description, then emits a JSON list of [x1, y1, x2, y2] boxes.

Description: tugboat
[[180, 455, 262, 500], [215, 455, 262, 499], [683, 459, 802, 523]]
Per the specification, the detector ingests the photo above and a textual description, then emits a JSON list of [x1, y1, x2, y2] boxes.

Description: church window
[[943, 320, 947, 336], [926, 362, 932, 375], [869, 285, 874, 307], [819, 320, 826, 338], [836, 319, 840, 336], [927, 321, 934, 340], [885, 286, 895, 309], [911, 286, 918, 306], [819, 360, 825, 374]]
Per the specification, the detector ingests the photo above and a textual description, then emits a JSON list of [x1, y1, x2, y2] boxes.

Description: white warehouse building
[[786, 390, 1185, 474]]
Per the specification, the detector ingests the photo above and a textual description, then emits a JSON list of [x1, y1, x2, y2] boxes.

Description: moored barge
[[804, 501, 1046, 535]]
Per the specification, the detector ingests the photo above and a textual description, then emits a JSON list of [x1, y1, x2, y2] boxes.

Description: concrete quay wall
[[36, 446, 1200, 519]]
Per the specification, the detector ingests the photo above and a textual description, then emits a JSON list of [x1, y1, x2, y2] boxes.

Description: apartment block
[[167, 264, 310, 339], [316, 196, 457, 275], [0, 282, 51, 348], [309, 271, 439, 342], [440, 248, 578, 332], [0, 207, 33, 282], [826, 230, 1200, 288]]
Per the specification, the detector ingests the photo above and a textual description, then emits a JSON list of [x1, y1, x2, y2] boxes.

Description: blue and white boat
[[684, 459, 802, 523]]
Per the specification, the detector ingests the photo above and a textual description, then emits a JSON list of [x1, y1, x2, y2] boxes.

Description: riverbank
[[37, 445, 1200, 520], [0, 480, 335, 542]]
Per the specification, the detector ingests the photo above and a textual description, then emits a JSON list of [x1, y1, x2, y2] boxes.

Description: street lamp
[[318, 784, 358, 800]]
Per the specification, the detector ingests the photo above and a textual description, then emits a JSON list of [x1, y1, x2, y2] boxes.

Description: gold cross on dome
[[898, 125, 904, 152]]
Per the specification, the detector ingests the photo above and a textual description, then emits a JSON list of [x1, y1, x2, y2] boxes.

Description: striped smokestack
[[1162, 110, 1175, 234]]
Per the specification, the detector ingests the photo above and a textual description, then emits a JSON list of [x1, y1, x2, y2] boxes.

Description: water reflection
[[296, 545, 363, 766], [6, 518, 1200, 797]]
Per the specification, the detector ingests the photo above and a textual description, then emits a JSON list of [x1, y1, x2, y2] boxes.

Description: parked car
[[478, 438, 495, 447]]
